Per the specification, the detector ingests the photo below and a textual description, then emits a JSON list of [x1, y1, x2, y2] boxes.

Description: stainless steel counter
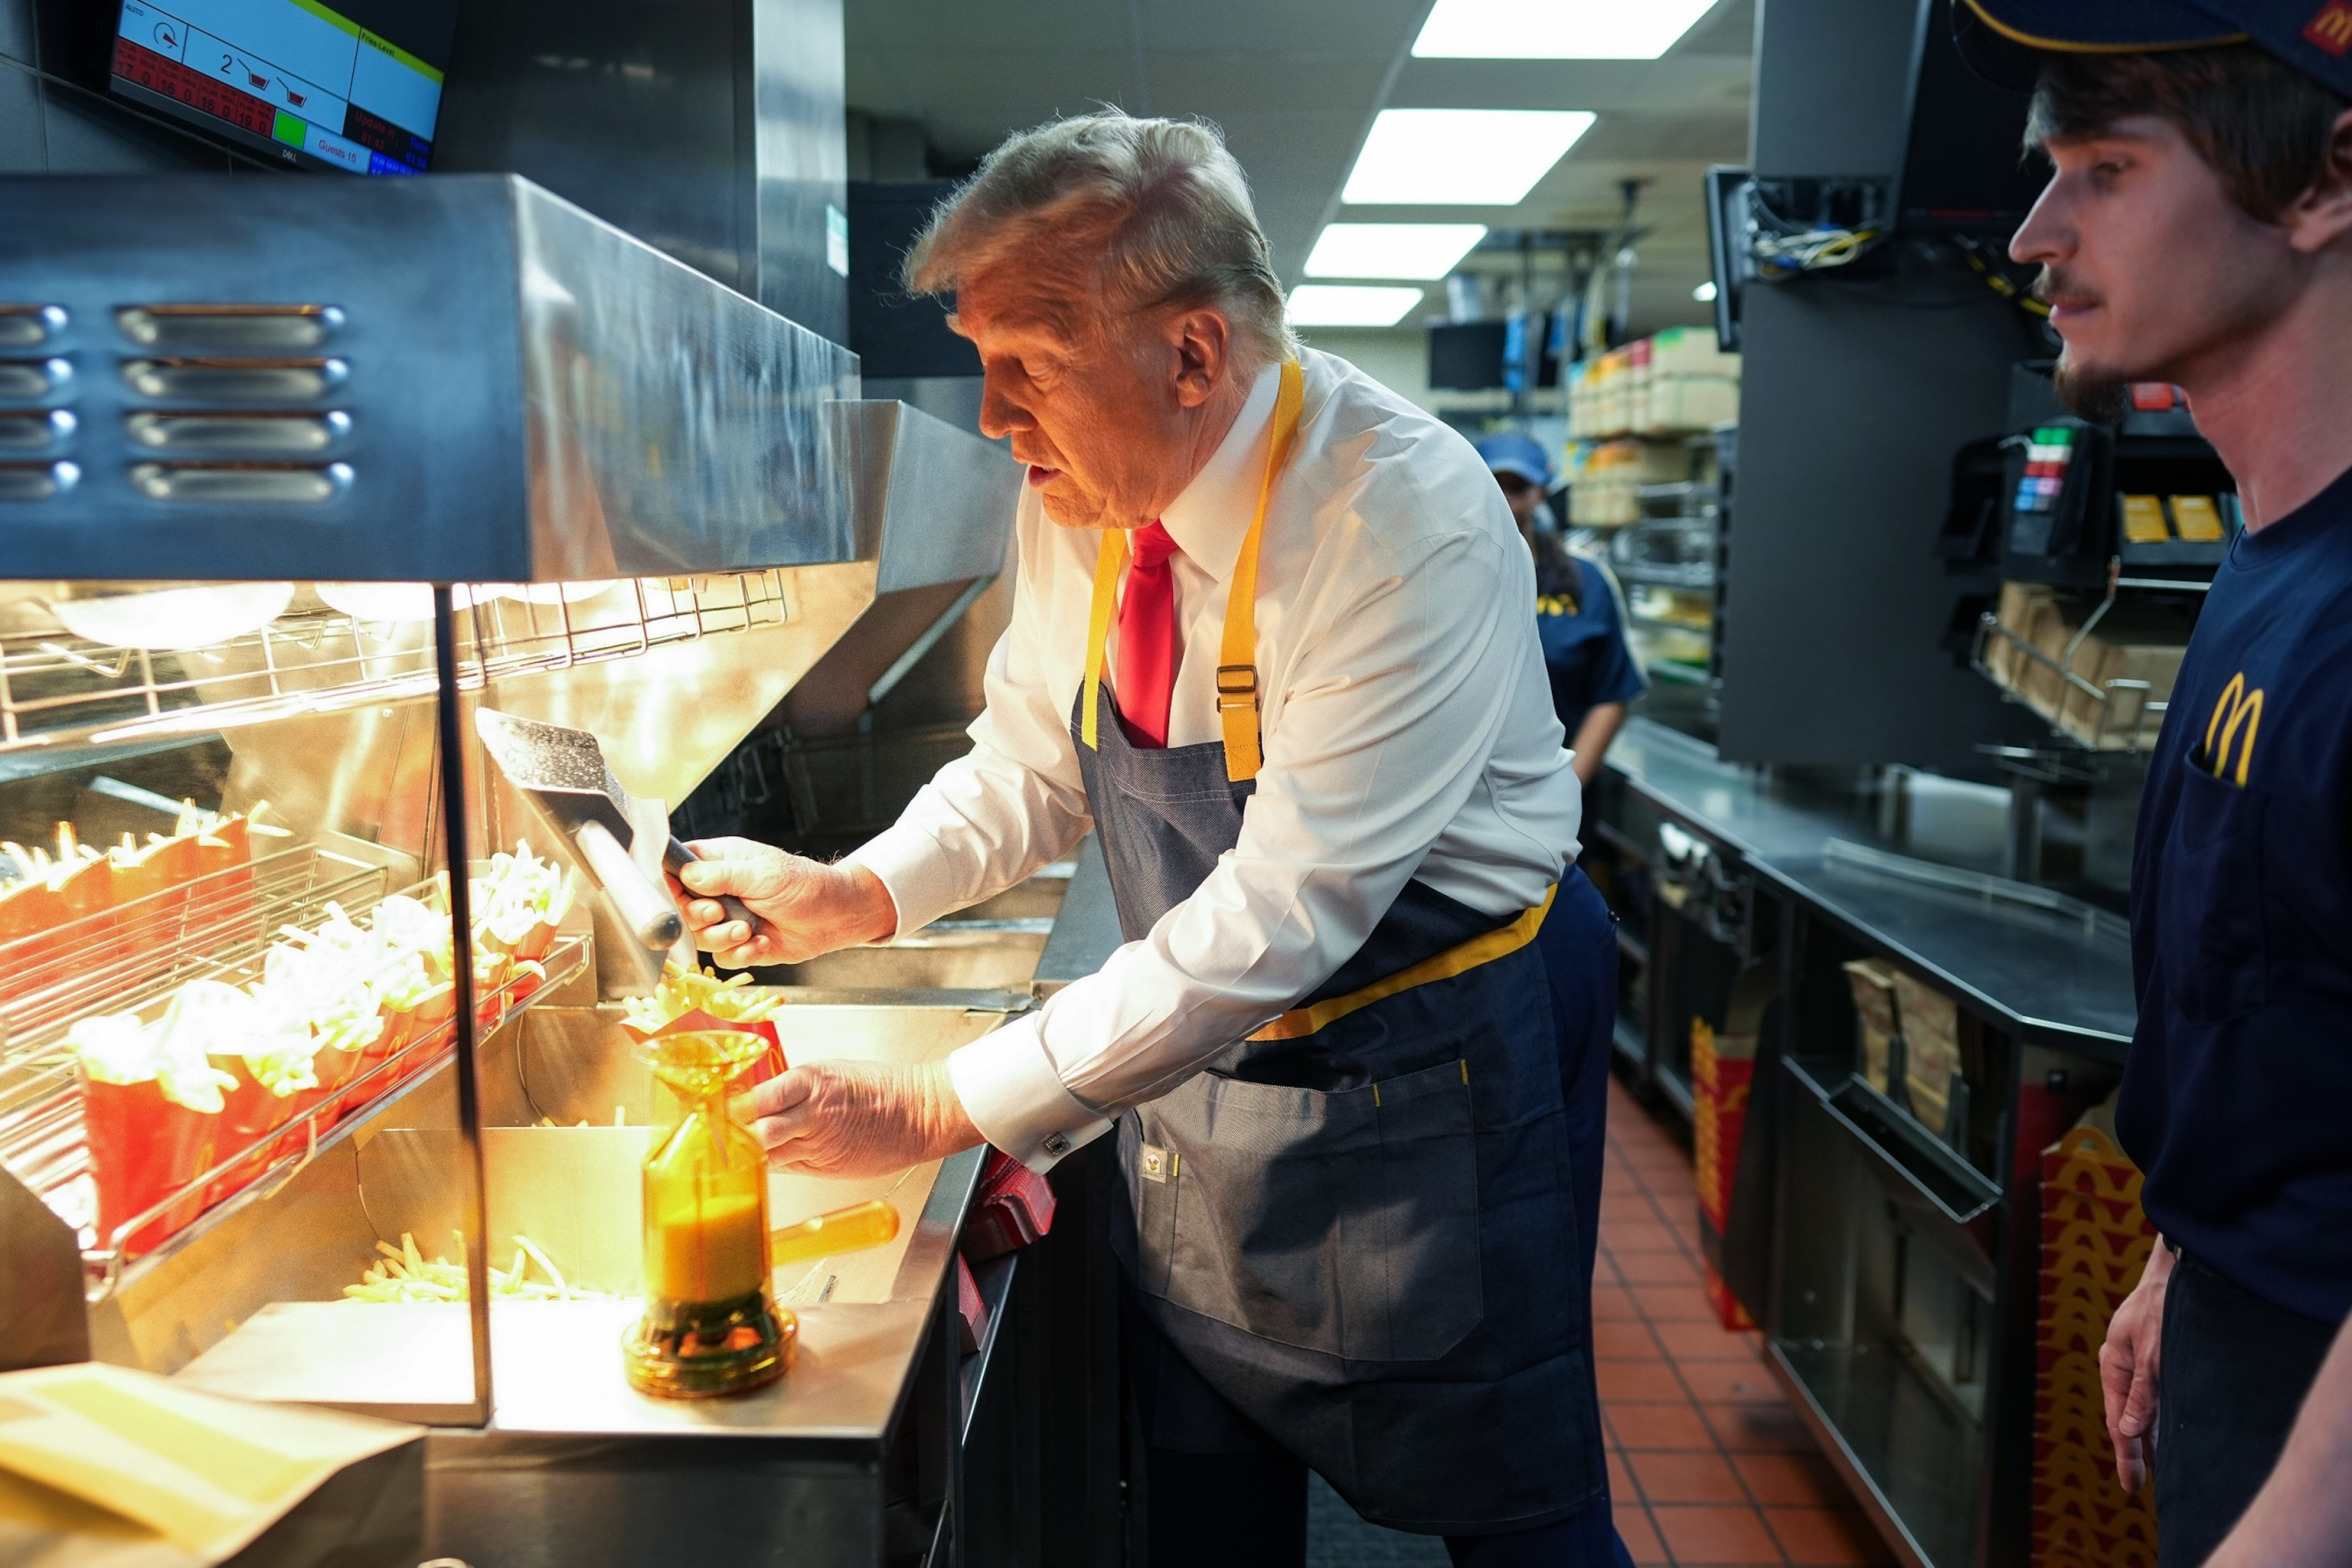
[[1604, 718, 2135, 1059], [1604, 719, 2144, 1568]]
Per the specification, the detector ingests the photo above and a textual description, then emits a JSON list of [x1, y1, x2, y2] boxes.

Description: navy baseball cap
[[1955, 0, 2352, 100]]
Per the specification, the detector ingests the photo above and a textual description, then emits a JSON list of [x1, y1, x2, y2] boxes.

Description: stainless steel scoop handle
[[574, 819, 685, 951], [662, 837, 762, 946]]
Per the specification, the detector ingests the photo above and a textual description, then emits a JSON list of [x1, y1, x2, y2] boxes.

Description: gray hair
[[903, 111, 1296, 369]]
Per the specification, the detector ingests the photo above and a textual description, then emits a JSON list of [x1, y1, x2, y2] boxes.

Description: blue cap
[[1955, 0, 2352, 101], [1474, 431, 1554, 487]]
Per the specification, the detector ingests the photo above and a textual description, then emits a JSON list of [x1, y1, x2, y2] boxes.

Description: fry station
[[0, 162, 1066, 1565]]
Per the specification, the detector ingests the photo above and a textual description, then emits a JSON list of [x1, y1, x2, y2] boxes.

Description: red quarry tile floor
[[1597, 1077, 1894, 1567]]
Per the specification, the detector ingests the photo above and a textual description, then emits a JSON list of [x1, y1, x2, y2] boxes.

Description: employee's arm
[[947, 523, 1552, 1170], [2204, 1308, 2352, 1568], [2102, 1237, 2175, 1492], [681, 538, 1094, 966], [1569, 702, 1626, 786]]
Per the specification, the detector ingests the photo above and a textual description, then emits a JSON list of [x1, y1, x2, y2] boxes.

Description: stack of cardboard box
[[1567, 329, 1741, 441], [1566, 439, 1693, 528], [1985, 582, 2186, 751]]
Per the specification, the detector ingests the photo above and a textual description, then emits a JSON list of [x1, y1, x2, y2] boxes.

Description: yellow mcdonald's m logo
[[2307, 0, 2352, 55], [2203, 672, 2264, 787]]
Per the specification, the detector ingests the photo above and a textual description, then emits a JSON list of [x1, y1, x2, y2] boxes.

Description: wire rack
[[1972, 613, 2166, 755], [0, 847, 588, 1286], [0, 844, 388, 1049], [0, 572, 793, 751]]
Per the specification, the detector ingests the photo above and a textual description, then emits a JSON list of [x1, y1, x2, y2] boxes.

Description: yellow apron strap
[[1249, 884, 1556, 1043], [1218, 359, 1306, 783], [1080, 356, 1305, 775], [1080, 528, 1128, 751]]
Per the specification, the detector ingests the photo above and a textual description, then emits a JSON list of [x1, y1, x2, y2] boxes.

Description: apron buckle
[[1214, 664, 1260, 711]]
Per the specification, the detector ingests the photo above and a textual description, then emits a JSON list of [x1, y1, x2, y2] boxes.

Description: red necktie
[[1114, 521, 1180, 748]]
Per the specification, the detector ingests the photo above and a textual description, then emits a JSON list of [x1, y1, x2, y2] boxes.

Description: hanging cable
[[1952, 233, 2054, 318], [1743, 179, 1888, 280]]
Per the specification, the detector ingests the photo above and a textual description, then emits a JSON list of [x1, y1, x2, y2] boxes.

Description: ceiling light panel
[[1341, 110, 1596, 206], [1412, 0, 1718, 59], [1287, 285, 1426, 328], [1305, 224, 1489, 280]]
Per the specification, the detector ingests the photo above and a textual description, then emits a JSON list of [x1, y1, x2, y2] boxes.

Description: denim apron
[[1075, 361, 1610, 1535]]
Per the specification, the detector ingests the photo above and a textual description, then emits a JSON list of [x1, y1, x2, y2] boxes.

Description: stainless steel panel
[[120, 357, 347, 402], [0, 410, 70, 452], [435, 0, 764, 302], [1034, 836, 1122, 997], [0, 307, 64, 349], [0, 174, 859, 582], [0, 1165, 86, 1371], [127, 462, 351, 503], [750, 0, 850, 346], [0, 461, 73, 500], [125, 411, 348, 453], [509, 180, 857, 578], [115, 304, 343, 351], [482, 560, 879, 807], [433, 0, 848, 345], [837, 400, 1019, 594], [0, 357, 68, 398], [777, 931, 1048, 991], [425, 1439, 889, 1568], [1606, 720, 2134, 1053]]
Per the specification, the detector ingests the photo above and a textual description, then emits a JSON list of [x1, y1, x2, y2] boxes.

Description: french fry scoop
[[473, 708, 757, 953]]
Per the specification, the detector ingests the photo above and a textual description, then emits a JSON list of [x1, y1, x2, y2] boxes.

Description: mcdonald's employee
[[674, 114, 1630, 1567], [1473, 431, 1647, 785], [1962, 5, 2352, 1563]]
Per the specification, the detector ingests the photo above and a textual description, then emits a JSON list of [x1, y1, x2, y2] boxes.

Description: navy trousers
[[2154, 1250, 2336, 1568]]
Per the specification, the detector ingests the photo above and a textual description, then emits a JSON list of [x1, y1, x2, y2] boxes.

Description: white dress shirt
[[847, 348, 1584, 1171]]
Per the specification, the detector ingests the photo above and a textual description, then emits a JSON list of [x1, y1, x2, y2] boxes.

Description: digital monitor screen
[[110, 0, 459, 175], [1427, 321, 1509, 392]]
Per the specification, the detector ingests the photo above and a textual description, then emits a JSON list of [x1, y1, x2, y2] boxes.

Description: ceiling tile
[[846, 0, 1754, 345]]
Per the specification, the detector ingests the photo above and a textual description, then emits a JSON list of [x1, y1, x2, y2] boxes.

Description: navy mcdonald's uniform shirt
[[2118, 463, 2352, 1324], [1533, 543, 1647, 738]]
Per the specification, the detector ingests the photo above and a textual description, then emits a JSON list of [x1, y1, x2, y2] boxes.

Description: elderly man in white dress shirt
[[678, 111, 1628, 1568]]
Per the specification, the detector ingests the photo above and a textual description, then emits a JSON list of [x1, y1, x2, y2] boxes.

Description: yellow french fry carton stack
[[2032, 1126, 2160, 1568], [1690, 1017, 1756, 1332]]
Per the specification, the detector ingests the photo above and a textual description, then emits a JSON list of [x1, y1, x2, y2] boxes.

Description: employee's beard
[[2052, 359, 2129, 425], [2035, 263, 2131, 425]]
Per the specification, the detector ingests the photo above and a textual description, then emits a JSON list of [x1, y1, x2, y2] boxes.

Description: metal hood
[[0, 173, 858, 582]]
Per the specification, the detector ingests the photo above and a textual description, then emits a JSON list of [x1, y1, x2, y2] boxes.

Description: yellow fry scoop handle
[[770, 1198, 900, 1267]]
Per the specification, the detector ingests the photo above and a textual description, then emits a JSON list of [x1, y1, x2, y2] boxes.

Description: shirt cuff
[[842, 821, 963, 938], [947, 1012, 1116, 1174]]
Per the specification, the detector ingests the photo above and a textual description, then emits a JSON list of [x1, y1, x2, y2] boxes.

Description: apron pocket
[[1139, 1057, 1485, 1364], [1360, 1058, 1486, 1361]]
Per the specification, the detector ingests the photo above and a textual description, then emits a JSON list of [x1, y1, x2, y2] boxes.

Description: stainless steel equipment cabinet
[[1587, 719, 2137, 1568]]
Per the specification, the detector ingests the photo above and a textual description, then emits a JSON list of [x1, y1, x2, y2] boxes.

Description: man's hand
[[730, 1059, 982, 1178], [671, 837, 897, 968], [2101, 1239, 2176, 1492]]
